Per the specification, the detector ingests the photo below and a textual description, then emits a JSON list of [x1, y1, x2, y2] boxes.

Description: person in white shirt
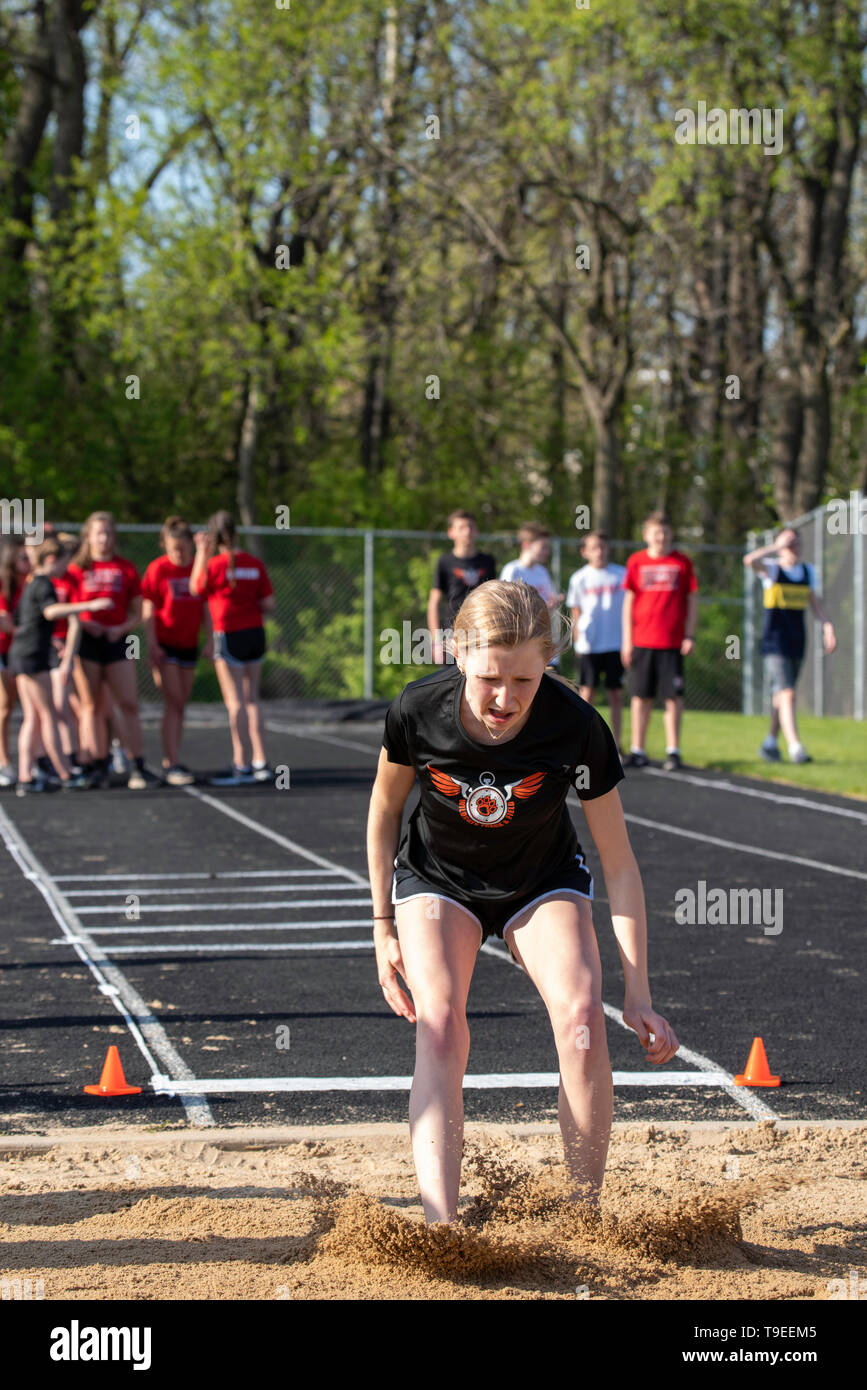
[[566, 532, 627, 748], [500, 524, 565, 667]]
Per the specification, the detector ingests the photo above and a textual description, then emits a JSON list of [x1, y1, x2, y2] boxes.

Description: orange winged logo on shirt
[[426, 766, 546, 827]]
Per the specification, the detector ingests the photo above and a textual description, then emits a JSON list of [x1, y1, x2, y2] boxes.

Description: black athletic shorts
[[629, 646, 684, 700], [79, 630, 128, 665], [213, 627, 265, 665], [578, 650, 624, 691], [8, 654, 52, 676], [391, 852, 594, 959], [161, 641, 199, 668]]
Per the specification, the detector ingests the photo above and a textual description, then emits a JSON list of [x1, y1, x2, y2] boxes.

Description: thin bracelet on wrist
[[372, 914, 394, 920]]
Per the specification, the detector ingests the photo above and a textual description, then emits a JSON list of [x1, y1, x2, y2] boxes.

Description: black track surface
[[1, 712, 864, 1130]]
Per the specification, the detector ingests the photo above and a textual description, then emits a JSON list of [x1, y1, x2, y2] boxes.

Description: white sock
[[788, 741, 803, 756], [630, 746, 643, 754], [666, 746, 680, 756], [252, 758, 268, 769]]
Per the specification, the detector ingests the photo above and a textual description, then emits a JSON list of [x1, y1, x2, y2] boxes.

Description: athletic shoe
[[59, 772, 91, 790], [251, 762, 275, 782], [15, 779, 50, 796], [111, 740, 130, 776], [209, 764, 255, 786], [84, 764, 109, 789], [623, 751, 649, 769], [789, 746, 813, 764], [127, 760, 161, 789], [0, 764, 16, 788], [759, 738, 781, 762], [662, 752, 682, 771], [33, 758, 59, 785], [164, 764, 195, 786]]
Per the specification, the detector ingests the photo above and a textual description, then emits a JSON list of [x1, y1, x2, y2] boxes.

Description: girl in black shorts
[[8, 538, 112, 792], [190, 511, 275, 785], [67, 512, 155, 789], [367, 580, 679, 1224]]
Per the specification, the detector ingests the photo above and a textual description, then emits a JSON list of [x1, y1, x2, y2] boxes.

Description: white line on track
[[478, 945, 779, 1122], [67, 882, 353, 898], [153, 1071, 734, 1095], [623, 813, 867, 882], [251, 722, 785, 1119], [87, 941, 374, 953], [84, 920, 379, 934], [265, 721, 382, 756], [183, 786, 369, 885], [54, 869, 341, 882], [642, 766, 867, 821], [0, 805, 215, 1127], [77, 896, 373, 915]]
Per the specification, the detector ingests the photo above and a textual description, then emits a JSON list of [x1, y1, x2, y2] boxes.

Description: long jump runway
[[1, 714, 864, 1130]]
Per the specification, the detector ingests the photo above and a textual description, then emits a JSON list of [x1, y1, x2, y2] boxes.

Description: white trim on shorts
[[501, 886, 592, 936], [391, 873, 485, 948]]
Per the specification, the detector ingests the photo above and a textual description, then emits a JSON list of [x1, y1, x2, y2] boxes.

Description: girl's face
[[165, 536, 192, 566], [459, 639, 549, 737], [89, 520, 114, 557]]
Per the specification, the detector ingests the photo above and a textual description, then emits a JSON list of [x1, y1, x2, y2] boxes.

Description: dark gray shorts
[[765, 652, 803, 695], [391, 853, 594, 957]]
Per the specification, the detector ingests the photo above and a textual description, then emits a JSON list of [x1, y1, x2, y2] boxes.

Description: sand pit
[[0, 1121, 864, 1300]]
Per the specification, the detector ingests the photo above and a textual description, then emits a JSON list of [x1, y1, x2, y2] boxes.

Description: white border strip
[[154, 1070, 735, 1095], [89, 941, 374, 953], [84, 920, 377, 935], [77, 896, 371, 915], [623, 813, 867, 881], [67, 882, 353, 898], [0, 806, 215, 1128], [55, 869, 339, 882], [643, 766, 867, 822]]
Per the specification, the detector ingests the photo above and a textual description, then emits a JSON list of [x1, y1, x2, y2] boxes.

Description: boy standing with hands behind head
[[428, 511, 497, 665], [621, 512, 698, 771]]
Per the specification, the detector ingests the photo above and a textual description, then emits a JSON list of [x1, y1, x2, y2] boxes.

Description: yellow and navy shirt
[[759, 561, 816, 659], [382, 665, 624, 902]]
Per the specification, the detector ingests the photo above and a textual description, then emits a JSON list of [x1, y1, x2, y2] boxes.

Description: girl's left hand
[[621, 1003, 679, 1064]]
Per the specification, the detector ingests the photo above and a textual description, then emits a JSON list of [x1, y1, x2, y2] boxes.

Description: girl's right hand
[[194, 530, 212, 554], [375, 929, 416, 1022]]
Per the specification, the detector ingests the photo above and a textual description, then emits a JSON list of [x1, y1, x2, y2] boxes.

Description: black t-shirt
[[382, 664, 624, 902], [434, 551, 498, 626], [9, 575, 58, 670]]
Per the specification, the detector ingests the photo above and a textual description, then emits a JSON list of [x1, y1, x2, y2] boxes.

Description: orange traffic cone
[[84, 1045, 142, 1096], [734, 1036, 780, 1087]]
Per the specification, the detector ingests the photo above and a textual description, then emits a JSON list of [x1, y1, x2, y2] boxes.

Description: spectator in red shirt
[[0, 539, 31, 786], [190, 510, 275, 785], [67, 511, 157, 788], [142, 516, 210, 785], [620, 512, 699, 771]]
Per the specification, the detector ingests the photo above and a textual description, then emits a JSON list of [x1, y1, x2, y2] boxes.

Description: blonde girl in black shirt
[[367, 580, 678, 1224]]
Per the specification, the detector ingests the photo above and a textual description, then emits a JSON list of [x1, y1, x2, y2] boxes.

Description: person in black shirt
[[426, 510, 496, 663], [368, 579, 678, 1224], [8, 538, 111, 792]]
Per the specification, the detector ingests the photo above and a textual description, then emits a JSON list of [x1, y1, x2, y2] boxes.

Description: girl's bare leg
[[505, 896, 612, 1205], [215, 659, 248, 766], [241, 662, 266, 764], [22, 674, 70, 778], [0, 669, 16, 766], [158, 664, 194, 767], [75, 659, 106, 762], [15, 679, 38, 783], [104, 658, 143, 759], [395, 897, 480, 1223]]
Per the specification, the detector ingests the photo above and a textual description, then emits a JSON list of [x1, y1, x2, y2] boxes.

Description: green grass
[[609, 709, 867, 800]]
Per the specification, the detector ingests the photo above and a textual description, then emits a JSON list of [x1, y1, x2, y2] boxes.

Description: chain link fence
[[743, 493, 865, 720], [53, 523, 746, 712]]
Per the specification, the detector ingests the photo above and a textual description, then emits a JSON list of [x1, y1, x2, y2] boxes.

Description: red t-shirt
[[141, 556, 205, 648], [0, 582, 22, 656], [67, 556, 141, 627], [50, 571, 75, 641], [198, 551, 272, 633], [623, 548, 698, 649]]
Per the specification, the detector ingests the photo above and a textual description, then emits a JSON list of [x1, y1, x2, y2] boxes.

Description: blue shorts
[[391, 853, 594, 959], [765, 652, 802, 695]]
